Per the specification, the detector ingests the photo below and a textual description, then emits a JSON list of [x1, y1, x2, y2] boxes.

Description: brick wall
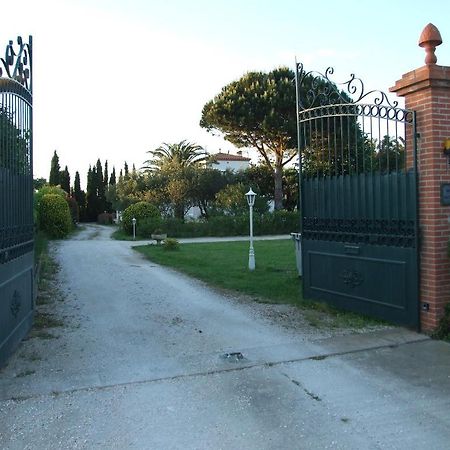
[[391, 64, 450, 331]]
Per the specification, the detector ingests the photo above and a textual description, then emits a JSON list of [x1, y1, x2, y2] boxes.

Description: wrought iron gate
[[295, 64, 419, 328], [0, 36, 34, 366]]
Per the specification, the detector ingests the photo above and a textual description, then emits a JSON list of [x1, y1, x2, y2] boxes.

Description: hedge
[[37, 194, 72, 238]]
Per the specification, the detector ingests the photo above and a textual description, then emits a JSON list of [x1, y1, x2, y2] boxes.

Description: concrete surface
[[0, 224, 449, 449]]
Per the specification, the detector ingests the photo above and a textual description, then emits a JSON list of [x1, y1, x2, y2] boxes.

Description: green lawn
[[134, 240, 386, 329], [135, 239, 300, 305]]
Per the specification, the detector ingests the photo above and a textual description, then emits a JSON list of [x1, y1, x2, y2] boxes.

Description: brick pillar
[[390, 24, 450, 332]]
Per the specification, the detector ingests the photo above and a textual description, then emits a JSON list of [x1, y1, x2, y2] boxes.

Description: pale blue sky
[[1, 0, 449, 186]]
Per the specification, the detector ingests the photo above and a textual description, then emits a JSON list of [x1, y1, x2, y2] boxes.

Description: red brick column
[[390, 24, 450, 332]]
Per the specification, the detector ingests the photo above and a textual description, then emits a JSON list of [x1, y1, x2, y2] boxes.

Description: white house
[[209, 151, 251, 172]]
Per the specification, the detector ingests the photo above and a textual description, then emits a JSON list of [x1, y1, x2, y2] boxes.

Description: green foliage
[[115, 169, 150, 211], [49, 150, 60, 186], [33, 177, 47, 191], [59, 165, 70, 193], [142, 141, 209, 220], [200, 67, 298, 209], [214, 183, 269, 216], [67, 196, 79, 223], [432, 303, 450, 342], [237, 165, 273, 198], [135, 216, 163, 238], [149, 211, 299, 238], [37, 194, 72, 238], [122, 201, 160, 234], [86, 160, 109, 221], [143, 140, 208, 172], [162, 238, 179, 251], [200, 68, 297, 151], [191, 168, 231, 218], [282, 168, 299, 211], [34, 185, 67, 213], [73, 171, 86, 221], [0, 107, 30, 173]]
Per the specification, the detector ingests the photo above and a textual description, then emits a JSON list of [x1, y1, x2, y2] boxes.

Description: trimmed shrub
[[34, 184, 67, 210], [163, 238, 179, 251], [122, 201, 160, 235], [37, 194, 72, 238], [150, 210, 300, 238]]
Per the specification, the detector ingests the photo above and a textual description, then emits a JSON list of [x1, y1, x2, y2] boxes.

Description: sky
[[1, 0, 449, 188]]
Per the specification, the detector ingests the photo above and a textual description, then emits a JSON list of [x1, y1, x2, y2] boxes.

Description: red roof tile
[[211, 152, 251, 162]]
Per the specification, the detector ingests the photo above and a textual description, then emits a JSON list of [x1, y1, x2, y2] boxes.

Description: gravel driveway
[[0, 224, 449, 449]]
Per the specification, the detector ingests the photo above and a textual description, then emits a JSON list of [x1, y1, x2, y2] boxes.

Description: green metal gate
[[295, 64, 419, 328], [0, 36, 34, 366]]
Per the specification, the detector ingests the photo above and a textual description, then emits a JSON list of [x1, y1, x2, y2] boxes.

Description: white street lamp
[[132, 217, 136, 240], [245, 188, 256, 271]]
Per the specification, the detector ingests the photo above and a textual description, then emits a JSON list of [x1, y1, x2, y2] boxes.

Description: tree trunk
[[274, 165, 283, 210]]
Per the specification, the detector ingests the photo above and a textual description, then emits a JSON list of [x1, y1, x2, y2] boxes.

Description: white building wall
[[215, 160, 249, 171]]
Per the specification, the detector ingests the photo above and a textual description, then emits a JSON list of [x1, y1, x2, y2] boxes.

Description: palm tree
[[142, 140, 209, 171]]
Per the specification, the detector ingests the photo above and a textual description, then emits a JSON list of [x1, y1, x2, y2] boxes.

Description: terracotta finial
[[419, 23, 443, 65]]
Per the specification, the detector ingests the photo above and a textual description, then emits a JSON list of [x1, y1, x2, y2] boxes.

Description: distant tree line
[[46, 150, 124, 222]]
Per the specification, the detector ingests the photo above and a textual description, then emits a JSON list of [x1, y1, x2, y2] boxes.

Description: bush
[[34, 184, 67, 209], [163, 238, 180, 251], [37, 194, 72, 238], [136, 216, 163, 238], [122, 201, 160, 235]]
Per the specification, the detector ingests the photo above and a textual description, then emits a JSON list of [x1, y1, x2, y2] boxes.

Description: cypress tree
[[109, 166, 116, 185], [124, 161, 129, 178], [86, 165, 97, 221], [74, 171, 86, 221], [103, 160, 109, 188], [96, 159, 106, 214], [60, 165, 70, 193], [49, 150, 60, 186]]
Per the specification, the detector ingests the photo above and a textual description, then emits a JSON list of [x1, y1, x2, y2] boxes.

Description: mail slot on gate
[[344, 245, 360, 255]]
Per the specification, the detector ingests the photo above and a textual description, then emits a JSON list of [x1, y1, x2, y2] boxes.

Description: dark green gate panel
[[303, 241, 418, 326], [296, 63, 419, 328], [0, 254, 34, 365], [0, 36, 34, 367]]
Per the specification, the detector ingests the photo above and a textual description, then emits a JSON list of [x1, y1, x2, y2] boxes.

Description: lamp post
[[132, 217, 136, 240], [245, 188, 256, 271]]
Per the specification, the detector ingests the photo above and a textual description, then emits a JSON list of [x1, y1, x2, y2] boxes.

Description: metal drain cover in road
[[221, 352, 245, 362]]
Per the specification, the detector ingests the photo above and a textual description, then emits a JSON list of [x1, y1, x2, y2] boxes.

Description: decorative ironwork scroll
[[10, 290, 22, 318], [296, 62, 398, 111], [339, 269, 364, 288], [0, 36, 32, 92]]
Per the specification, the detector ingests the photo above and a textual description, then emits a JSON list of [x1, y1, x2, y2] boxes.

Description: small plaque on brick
[[441, 183, 450, 206]]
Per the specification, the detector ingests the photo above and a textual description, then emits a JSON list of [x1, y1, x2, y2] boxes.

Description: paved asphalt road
[[1, 224, 449, 449]]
